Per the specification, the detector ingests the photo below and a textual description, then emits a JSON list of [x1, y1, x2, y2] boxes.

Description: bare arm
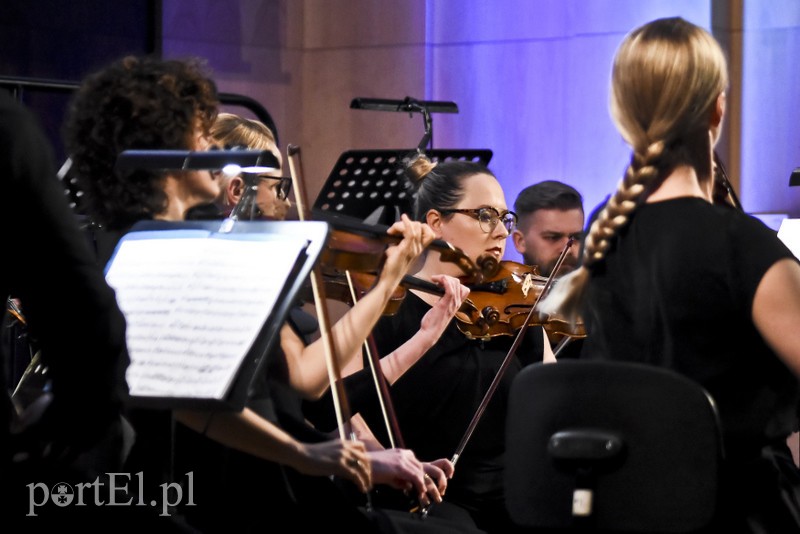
[[542, 328, 557, 363], [752, 258, 800, 377], [350, 274, 470, 384], [285, 216, 435, 398], [174, 408, 371, 492]]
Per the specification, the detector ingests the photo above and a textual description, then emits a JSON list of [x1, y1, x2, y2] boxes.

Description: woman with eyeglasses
[[66, 57, 461, 532], [187, 112, 292, 222], [331, 154, 555, 533], [213, 112, 293, 220], [172, 113, 485, 533]]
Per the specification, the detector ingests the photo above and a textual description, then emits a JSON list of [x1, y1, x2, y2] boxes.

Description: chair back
[[505, 360, 723, 532]]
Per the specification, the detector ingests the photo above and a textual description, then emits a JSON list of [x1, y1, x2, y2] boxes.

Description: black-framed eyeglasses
[[255, 175, 292, 200], [439, 207, 517, 233]]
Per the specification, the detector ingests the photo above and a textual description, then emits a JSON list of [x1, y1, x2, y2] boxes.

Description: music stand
[[790, 167, 800, 186], [312, 148, 493, 226], [104, 219, 330, 411]]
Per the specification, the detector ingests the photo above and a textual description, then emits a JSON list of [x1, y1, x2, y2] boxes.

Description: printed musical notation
[[779, 218, 800, 261], [105, 230, 308, 402]]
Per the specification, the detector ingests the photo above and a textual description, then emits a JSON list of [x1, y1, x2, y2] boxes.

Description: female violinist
[[331, 155, 555, 533], [64, 58, 458, 532], [539, 17, 800, 532], [184, 112, 478, 532]]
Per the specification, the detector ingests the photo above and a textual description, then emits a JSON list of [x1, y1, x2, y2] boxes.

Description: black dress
[[170, 304, 388, 533], [1, 91, 130, 525], [333, 292, 545, 533], [177, 306, 479, 533], [581, 197, 800, 532]]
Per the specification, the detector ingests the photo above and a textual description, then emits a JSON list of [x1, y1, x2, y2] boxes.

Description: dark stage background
[[0, 0, 160, 162]]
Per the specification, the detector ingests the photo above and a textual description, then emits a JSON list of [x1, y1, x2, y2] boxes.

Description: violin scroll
[[712, 151, 743, 211], [475, 253, 500, 281]]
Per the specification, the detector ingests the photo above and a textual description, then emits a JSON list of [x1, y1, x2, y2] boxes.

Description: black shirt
[[581, 197, 800, 531]]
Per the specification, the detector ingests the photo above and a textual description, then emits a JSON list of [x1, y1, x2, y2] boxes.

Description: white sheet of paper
[[105, 232, 307, 400], [778, 218, 800, 261]]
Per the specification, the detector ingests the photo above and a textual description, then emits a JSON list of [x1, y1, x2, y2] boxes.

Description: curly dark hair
[[64, 55, 219, 231]]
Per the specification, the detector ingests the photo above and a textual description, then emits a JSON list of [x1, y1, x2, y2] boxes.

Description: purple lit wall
[[423, 1, 712, 262], [162, 0, 800, 261], [740, 3, 800, 221]]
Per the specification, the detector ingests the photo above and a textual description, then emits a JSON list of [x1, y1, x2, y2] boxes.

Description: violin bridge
[[521, 273, 534, 298]]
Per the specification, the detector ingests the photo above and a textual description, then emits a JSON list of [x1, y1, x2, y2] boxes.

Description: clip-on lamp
[[115, 148, 279, 174], [350, 96, 459, 154]]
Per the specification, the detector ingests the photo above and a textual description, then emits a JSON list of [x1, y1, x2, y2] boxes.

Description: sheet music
[[778, 218, 800, 260], [105, 230, 307, 401]]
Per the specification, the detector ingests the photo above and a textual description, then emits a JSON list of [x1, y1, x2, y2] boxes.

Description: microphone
[[115, 148, 280, 173]]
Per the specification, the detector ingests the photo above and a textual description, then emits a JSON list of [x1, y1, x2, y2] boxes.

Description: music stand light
[[350, 97, 459, 152], [115, 149, 279, 173], [350, 97, 459, 114]]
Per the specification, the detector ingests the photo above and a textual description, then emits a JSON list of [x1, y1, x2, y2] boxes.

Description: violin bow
[[287, 144, 354, 441], [420, 237, 576, 517], [552, 335, 575, 359], [343, 270, 406, 450]]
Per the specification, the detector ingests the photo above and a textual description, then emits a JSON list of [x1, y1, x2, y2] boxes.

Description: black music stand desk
[[313, 148, 492, 225]]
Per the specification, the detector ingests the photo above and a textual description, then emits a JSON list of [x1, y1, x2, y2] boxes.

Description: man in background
[[512, 180, 584, 277], [513, 180, 585, 359]]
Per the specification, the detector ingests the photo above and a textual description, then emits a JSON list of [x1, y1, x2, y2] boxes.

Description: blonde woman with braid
[[540, 17, 800, 531]]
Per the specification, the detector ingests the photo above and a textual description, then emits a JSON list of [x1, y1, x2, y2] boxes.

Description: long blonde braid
[[539, 17, 728, 324]]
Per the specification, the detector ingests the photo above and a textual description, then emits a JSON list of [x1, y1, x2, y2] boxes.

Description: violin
[[321, 269, 469, 317], [300, 215, 492, 312], [319, 215, 493, 284], [712, 151, 743, 210], [452, 260, 586, 342], [324, 258, 586, 344]]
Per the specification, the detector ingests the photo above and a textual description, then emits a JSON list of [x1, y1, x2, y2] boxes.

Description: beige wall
[[164, 0, 430, 206]]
